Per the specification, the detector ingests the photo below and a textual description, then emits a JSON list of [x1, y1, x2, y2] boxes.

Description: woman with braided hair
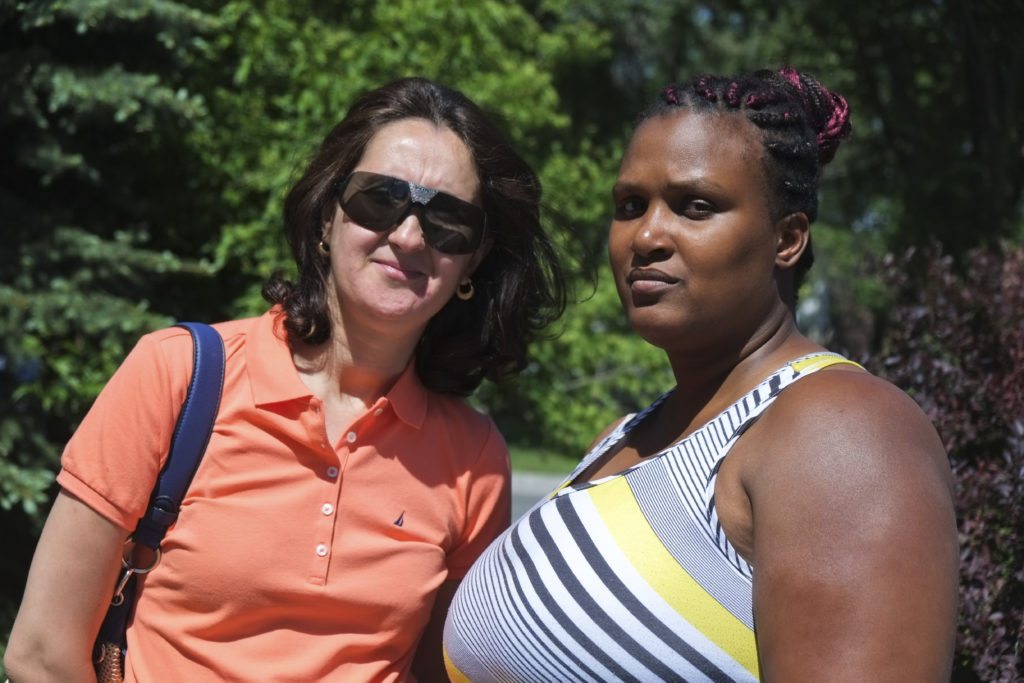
[[443, 67, 958, 682]]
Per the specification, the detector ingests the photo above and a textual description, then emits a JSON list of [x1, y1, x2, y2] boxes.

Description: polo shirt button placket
[[310, 400, 329, 451]]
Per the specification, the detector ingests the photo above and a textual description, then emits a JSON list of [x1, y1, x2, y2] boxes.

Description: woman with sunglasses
[[7, 77, 567, 682], [443, 67, 958, 682]]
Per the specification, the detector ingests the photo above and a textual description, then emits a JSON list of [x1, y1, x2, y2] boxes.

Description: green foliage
[[0, 2, 222, 517], [539, 139, 623, 269], [481, 269, 672, 456], [199, 0, 365, 308], [796, 222, 889, 357], [1, 0, 226, 649]]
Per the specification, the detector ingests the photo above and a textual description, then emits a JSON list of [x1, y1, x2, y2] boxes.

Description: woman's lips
[[376, 259, 424, 280], [627, 267, 680, 293]]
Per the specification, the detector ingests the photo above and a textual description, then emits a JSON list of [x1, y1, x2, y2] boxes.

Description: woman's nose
[[387, 212, 428, 252], [629, 207, 671, 259]]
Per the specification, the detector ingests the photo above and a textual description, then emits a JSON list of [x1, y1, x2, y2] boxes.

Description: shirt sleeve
[[445, 420, 512, 579], [57, 329, 193, 531]]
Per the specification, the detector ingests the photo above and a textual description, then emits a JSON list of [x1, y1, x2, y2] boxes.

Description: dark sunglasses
[[335, 171, 486, 255]]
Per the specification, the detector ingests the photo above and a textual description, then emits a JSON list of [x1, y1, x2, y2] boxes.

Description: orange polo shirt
[[58, 309, 511, 682]]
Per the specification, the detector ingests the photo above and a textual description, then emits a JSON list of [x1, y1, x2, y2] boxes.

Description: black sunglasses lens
[[339, 172, 485, 255], [339, 174, 409, 232], [420, 197, 484, 255]]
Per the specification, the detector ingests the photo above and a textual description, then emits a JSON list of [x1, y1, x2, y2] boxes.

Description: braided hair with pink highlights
[[640, 67, 852, 290]]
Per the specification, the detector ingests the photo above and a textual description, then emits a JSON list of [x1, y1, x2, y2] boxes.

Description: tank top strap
[[788, 351, 862, 375], [557, 352, 859, 496], [729, 352, 862, 441], [556, 388, 675, 493]]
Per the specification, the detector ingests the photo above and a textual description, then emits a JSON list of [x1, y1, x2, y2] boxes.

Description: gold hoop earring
[[317, 239, 331, 257], [456, 278, 474, 301]]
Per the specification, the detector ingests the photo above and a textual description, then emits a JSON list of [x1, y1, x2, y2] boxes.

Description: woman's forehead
[[619, 110, 763, 182], [629, 110, 759, 157], [357, 118, 480, 202]]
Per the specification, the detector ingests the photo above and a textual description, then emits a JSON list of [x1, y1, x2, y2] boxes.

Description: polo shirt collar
[[247, 308, 314, 407], [385, 359, 428, 430]]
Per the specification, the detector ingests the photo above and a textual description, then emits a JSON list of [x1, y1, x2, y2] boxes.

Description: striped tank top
[[443, 353, 859, 682]]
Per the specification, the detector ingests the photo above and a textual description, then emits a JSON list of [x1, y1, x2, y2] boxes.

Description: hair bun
[[777, 66, 851, 164]]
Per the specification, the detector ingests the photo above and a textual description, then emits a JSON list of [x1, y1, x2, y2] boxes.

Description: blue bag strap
[[94, 322, 224, 658], [132, 322, 225, 550]]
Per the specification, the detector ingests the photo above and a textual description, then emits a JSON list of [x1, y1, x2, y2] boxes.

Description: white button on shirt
[[326, 466, 339, 478], [345, 431, 357, 443], [315, 544, 328, 557], [321, 503, 334, 515]]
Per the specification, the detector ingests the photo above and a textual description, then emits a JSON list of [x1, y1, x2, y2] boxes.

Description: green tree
[[0, 0, 221, 513], [0, 0, 222, 653]]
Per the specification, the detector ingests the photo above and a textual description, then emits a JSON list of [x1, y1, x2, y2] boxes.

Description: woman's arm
[[748, 371, 958, 682], [5, 491, 127, 683]]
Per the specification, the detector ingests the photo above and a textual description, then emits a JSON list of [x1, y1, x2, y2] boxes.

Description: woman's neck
[[665, 310, 818, 420], [293, 305, 424, 407]]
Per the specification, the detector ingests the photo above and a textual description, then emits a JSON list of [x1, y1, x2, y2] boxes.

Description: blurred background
[[1, 1, 1021, 679]]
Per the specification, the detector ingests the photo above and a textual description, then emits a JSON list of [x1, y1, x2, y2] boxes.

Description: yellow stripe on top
[[789, 353, 863, 374], [443, 646, 472, 683], [589, 477, 760, 679]]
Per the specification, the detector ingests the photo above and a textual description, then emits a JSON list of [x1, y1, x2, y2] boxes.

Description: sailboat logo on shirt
[[393, 511, 405, 527]]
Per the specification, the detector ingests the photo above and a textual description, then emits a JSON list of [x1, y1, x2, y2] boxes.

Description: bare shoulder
[[748, 366, 955, 562], [756, 366, 950, 482], [746, 366, 959, 680]]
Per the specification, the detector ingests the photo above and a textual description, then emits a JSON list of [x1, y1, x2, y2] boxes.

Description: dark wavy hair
[[637, 67, 852, 292], [263, 77, 568, 396]]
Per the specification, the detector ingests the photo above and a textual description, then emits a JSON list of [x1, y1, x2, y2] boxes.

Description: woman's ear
[[775, 212, 810, 269]]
